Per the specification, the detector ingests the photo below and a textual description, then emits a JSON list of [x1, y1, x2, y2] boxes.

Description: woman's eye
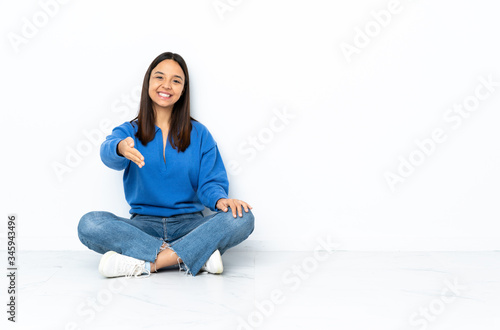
[[174, 80, 181, 84], [155, 76, 163, 79]]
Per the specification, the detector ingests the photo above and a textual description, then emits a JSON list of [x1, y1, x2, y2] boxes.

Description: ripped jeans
[[77, 207, 255, 276]]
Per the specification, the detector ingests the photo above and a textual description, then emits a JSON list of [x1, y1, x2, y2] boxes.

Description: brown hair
[[131, 52, 197, 152]]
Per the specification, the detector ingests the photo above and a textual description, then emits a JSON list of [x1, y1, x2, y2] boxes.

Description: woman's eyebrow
[[153, 71, 184, 80]]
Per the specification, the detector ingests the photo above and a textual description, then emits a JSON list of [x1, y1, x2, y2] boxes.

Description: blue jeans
[[77, 207, 254, 276]]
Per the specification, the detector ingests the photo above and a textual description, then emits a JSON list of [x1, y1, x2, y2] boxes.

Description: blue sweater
[[100, 120, 229, 217]]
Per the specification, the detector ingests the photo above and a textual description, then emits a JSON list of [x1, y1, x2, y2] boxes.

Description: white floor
[[2, 250, 500, 330]]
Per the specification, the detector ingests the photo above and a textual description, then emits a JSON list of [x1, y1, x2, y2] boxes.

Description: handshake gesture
[[118, 137, 145, 168]]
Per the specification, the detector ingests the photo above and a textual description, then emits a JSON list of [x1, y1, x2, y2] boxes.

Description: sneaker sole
[[99, 251, 118, 277]]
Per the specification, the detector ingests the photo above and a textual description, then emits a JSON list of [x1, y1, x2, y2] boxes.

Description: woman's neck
[[154, 105, 172, 128]]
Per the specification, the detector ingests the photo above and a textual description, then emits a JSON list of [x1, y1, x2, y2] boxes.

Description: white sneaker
[[200, 249, 223, 274], [99, 251, 150, 278]]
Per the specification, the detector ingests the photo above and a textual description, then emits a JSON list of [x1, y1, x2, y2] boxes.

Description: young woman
[[77, 52, 255, 278]]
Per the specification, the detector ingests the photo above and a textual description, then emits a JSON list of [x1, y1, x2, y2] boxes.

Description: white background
[[1, 0, 499, 251]]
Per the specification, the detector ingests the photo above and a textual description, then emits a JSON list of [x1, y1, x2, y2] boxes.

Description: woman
[[77, 52, 255, 278]]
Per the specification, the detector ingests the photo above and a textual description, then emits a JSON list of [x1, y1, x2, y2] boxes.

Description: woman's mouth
[[158, 92, 172, 100]]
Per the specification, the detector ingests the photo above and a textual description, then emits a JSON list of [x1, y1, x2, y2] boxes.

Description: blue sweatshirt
[[100, 120, 229, 217]]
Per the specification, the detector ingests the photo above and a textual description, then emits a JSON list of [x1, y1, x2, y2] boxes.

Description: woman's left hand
[[216, 198, 253, 218]]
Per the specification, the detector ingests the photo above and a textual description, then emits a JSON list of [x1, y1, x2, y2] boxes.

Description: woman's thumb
[[124, 137, 134, 148]]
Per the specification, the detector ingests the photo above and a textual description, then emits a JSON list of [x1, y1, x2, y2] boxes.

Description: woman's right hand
[[118, 137, 145, 168]]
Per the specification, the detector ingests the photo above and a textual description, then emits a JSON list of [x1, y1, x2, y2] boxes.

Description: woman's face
[[148, 59, 185, 112]]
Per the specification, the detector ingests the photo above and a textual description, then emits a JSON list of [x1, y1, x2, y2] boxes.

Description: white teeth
[[159, 92, 171, 97]]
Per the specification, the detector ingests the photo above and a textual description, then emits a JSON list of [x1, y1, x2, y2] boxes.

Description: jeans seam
[[162, 218, 168, 241]]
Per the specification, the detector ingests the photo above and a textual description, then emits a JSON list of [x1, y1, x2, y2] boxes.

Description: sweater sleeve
[[100, 122, 133, 171], [197, 142, 229, 212]]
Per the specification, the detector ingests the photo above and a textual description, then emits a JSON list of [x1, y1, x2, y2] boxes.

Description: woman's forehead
[[152, 60, 184, 77]]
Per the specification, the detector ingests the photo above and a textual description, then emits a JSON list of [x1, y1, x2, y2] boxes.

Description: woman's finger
[[125, 151, 145, 168], [233, 200, 244, 217], [237, 200, 252, 212], [132, 153, 145, 167], [228, 199, 238, 218], [242, 202, 249, 213], [130, 149, 144, 161], [236, 200, 247, 218], [124, 137, 135, 148]]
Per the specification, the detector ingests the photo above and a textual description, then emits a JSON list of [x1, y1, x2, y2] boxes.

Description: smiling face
[[148, 59, 185, 112]]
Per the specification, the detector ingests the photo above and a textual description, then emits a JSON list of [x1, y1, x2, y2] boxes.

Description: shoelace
[[118, 259, 150, 278], [127, 265, 151, 278]]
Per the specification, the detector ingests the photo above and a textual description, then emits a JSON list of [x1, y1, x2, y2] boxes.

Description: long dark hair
[[131, 52, 197, 152]]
